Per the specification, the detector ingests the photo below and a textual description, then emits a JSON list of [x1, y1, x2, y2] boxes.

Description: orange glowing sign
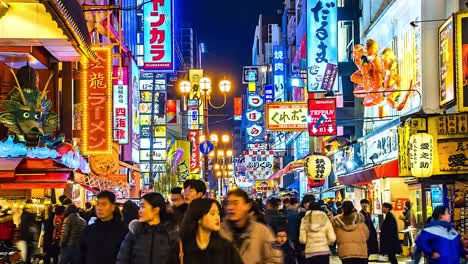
[[82, 46, 113, 155]]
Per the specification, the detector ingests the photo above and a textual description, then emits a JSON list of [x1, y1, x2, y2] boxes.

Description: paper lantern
[[304, 155, 332, 180], [409, 133, 434, 177]]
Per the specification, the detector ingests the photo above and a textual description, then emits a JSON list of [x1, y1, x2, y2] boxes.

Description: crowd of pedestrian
[[2, 182, 468, 264]]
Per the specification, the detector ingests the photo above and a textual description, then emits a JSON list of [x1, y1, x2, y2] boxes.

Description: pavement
[[330, 255, 412, 263]]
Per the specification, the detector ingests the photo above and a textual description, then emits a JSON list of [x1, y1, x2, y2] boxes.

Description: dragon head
[[0, 65, 58, 147]]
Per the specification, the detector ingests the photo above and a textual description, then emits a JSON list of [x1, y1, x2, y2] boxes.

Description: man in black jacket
[[80, 191, 128, 264], [169, 187, 187, 226], [60, 205, 86, 264]]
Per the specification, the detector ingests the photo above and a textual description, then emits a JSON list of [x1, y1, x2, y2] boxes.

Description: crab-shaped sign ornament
[[0, 66, 58, 147], [350, 39, 416, 118]]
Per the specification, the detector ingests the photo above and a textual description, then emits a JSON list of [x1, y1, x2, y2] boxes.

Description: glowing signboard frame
[[266, 102, 308, 131], [82, 46, 113, 155]]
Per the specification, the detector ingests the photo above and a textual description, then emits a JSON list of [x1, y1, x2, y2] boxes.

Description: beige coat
[[332, 212, 369, 260], [220, 219, 283, 264], [299, 210, 336, 256]]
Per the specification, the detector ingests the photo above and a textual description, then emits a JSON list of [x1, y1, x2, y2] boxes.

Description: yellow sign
[[153, 126, 166, 137], [266, 102, 308, 131], [248, 82, 256, 93], [189, 69, 204, 125], [398, 122, 411, 177], [255, 180, 276, 193], [438, 139, 468, 171]]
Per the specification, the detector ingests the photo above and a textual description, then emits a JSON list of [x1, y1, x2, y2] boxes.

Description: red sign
[[113, 66, 128, 85], [308, 98, 337, 136], [188, 130, 200, 173], [82, 47, 113, 154], [166, 100, 177, 123], [234, 97, 242, 119]]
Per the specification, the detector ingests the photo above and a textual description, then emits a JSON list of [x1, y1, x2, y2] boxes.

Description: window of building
[[338, 20, 354, 63], [337, 0, 345, 7]]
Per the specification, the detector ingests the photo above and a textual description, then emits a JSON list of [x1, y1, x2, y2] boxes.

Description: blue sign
[[143, 0, 174, 71], [307, 0, 338, 92], [199, 140, 214, 155], [273, 45, 285, 102], [264, 85, 275, 103]]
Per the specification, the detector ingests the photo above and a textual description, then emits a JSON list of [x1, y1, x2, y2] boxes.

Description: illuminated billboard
[[143, 0, 174, 71]]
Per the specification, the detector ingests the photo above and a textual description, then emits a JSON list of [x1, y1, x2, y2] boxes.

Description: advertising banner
[[266, 102, 308, 131], [306, 0, 338, 92], [244, 150, 274, 180], [308, 98, 337, 136], [113, 66, 129, 144], [189, 69, 204, 125], [143, 0, 174, 71], [131, 61, 140, 163], [188, 130, 200, 174], [82, 46, 112, 155], [234, 97, 242, 120], [273, 45, 285, 101], [438, 139, 468, 171], [456, 13, 468, 112], [264, 85, 275, 104], [439, 16, 455, 107], [364, 128, 398, 166]]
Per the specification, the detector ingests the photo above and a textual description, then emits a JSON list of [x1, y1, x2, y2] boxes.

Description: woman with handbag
[[179, 198, 242, 264], [116, 192, 179, 264]]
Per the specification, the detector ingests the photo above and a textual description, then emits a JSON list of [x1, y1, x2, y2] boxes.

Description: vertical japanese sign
[[143, 0, 174, 71], [234, 97, 242, 121], [82, 46, 112, 155], [306, 0, 338, 92], [455, 13, 468, 112], [439, 16, 455, 107], [189, 69, 204, 125], [113, 67, 129, 144], [246, 94, 264, 140], [273, 45, 285, 101], [131, 60, 140, 163], [188, 130, 200, 174], [308, 98, 336, 136], [264, 85, 275, 104]]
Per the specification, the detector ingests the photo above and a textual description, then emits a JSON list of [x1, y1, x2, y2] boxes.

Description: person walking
[[415, 205, 468, 264], [265, 197, 288, 233], [380, 203, 402, 264], [19, 200, 38, 264], [299, 201, 336, 264], [170, 187, 188, 226], [220, 189, 283, 264], [332, 200, 369, 264], [40, 205, 56, 264], [59, 205, 86, 264], [359, 199, 379, 256], [80, 191, 128, 264], [183, 179, 206, 204], [116, 192, 179, 264], [122, 200, 139, 226], [179, 198, 242, 264]]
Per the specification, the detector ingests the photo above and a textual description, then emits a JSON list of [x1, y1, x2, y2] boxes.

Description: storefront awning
[[0, 158, 23, 178], [338, 159, 399, 185]]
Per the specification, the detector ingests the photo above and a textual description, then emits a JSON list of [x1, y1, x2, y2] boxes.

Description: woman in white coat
[[299, 201, 336, 264]]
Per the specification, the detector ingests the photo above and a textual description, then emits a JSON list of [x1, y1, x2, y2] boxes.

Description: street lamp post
[[180, 78, 231, 191]]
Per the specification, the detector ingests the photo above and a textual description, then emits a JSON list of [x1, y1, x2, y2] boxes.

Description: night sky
[[179, 0, 283, 131]]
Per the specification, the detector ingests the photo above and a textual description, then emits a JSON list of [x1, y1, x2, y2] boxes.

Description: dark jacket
[[380, 212, 402, 255], [280, 241, 297, 264], [360, 210, 379, 254], [265, 210, 288, 233], [284, 209, 300, 243], [116, 220, 179, 264], [19, 210, 37, 242], [61, 213, 86, 248], [415, 220, 468, 264], [181, 232, 242, 264], [172, 203, 188, 226], [80, 217, 128, 264]]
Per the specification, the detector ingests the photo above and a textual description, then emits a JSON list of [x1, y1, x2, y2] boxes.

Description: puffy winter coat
[[116, 220, 179, 264], [299, 210, 336, 256], [332, 212, 369, 260], [220, 219, 283, 264], [415, 220, 468, 264], [60, 213, 86, 248]]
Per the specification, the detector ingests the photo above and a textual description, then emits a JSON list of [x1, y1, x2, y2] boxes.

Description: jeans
[[304, 255, 329, 264], [341, 258, 368, 264], [59, 246, 80, 264]]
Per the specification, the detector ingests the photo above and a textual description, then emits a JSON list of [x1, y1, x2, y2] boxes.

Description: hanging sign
[[248, 94, 264, 108], [409, 133, 434, 177], [266, 102, 307, 131], [304, 155, 332, 180], [264, 85, 275, 103], [246, 125, 263, 137], [245, 150, 275, 180], [455, 13, 468, 112], [439, 16, 455, 107], [273, 45, 285, 101], [143, 0, 174, 71], [82, 46, 113, 155], [246, 110, 262, 122], [188, 130, 200, 174], [243, 66, 259, 84], [306, 0, 338, 92], [308, 98, 336, 136]]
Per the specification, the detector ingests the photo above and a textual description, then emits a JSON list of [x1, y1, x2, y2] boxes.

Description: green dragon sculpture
[[0, 65, 58, 147]]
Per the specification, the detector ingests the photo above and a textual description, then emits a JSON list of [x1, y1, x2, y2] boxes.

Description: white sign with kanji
[[113, 84, 129, 144], [244, 150, 274, 180]]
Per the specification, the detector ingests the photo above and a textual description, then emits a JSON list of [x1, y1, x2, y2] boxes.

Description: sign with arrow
[[308, 98, 337, 136], [199, 140, 214, 155]]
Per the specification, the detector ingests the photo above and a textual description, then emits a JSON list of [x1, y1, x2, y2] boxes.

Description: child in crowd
[[276, 229, 298, 264]]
